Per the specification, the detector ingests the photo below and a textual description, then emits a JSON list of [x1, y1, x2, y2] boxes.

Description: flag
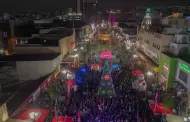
[[155, 92, 158, 104], [154, 92, 158, 112], [77, 110, 81, 122]]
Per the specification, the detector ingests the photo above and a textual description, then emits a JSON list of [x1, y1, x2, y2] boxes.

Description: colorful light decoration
[[104, 74, 110, 81], [100, 51, 112, 59], [91, 64, 100, 70]]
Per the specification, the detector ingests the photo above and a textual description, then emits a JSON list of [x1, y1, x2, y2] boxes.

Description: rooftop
[[24, 37, 59, 46], [47, 28, 73, 34], [0, 53, 60, 62], [162, 52, 178, 58], [2, 74, 50, 116], [53, 20, 87, 28], [118, 23, 136, 28]]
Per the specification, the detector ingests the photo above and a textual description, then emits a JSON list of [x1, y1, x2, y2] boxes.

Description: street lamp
[[74, 48, 77, 52]]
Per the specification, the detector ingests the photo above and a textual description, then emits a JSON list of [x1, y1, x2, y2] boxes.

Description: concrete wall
[[16, 54, 61, 81], [59, 34, 75, 58]]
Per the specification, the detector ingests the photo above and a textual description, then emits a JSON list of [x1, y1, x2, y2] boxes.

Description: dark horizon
[[0, 0, 190, 12]]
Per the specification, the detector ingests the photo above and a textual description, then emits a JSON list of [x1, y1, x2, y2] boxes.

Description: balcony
[[170, 34, 190, 56], [170, 42, 190, 56]]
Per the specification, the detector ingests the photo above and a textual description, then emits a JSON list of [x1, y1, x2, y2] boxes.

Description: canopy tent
[[149, 104, 172, 114], [100, 51, 112, 59], [132, 70, 144, 76], [91, 64, 101, 70], [52, 116, 74, 122], [17, 109, 49, 122]]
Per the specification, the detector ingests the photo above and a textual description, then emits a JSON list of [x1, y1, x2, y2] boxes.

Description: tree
[[162, 95, 175, 109], [49, 83, 58, 98], [49, 83, 59, 122], [161, 95, 175, 122]]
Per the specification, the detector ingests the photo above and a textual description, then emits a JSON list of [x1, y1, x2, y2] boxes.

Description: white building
[[137, 11, 188, 65], [0, 53, 61, 81], [162, 13, 190, 29], [170, 33, 190, 56]]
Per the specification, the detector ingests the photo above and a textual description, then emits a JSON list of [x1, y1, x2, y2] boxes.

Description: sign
[[146, 8, 151, 13], [179, 63, 190, 73], [1, 103, 9, 122], [33, 88, 41, 101], [69, 41, 76, 47]]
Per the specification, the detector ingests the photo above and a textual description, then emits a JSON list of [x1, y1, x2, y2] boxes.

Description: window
[[178, 70, 188, 83], [153, 43, 160, 50], [182, 36, 187, 44]]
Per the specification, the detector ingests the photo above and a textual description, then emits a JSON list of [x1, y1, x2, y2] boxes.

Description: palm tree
[[49, 83, 59, 122], [162, 95, 175, 122]]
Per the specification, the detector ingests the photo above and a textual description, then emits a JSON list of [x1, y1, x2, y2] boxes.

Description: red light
[[104, 75, 110, 80]]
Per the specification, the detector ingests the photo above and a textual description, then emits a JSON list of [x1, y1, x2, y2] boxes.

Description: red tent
[[17, 109, 49, 122], [149, 103, 173, 114], [132, 70, 144, 76], [52, 116, 74, 122]]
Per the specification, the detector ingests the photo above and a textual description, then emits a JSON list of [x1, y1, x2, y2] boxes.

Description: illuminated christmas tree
[[98, 59, 115, 97]]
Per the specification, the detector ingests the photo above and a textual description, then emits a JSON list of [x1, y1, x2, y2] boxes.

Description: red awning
[[132, 70, 144, 76], [52, 116, 74, 122]]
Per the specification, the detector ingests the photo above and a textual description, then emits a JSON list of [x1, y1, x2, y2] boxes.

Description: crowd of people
[[24, 51, 160, 122]]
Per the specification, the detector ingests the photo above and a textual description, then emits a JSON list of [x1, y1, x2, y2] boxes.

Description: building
[[0, 53, 61, 81], [14, 28, 74, 59], [162, 13, 190, 29], [118, 23, 137, 41], [138, 26, 178, 65], [158, 32, 190, 91], [137, 10, 188, 67], [81, 0, 97, 19], [159, 52, 177, 90]]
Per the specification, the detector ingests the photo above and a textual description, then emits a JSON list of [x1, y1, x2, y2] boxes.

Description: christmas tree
[[98, 59, 115, 97]]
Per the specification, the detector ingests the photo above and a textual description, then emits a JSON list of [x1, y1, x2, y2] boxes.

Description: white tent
[[166, 114, 184, 122]]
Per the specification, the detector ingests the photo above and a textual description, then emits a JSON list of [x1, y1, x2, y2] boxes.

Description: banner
[[33, 88, 41, 101]]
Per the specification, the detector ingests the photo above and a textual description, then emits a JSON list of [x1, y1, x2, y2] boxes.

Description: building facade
[[138, 29, 174, 64], [159, 53, 177, 90], [16, 54, 61, 81], [81, 0, 97, 19], [175, 59, 190, 92]]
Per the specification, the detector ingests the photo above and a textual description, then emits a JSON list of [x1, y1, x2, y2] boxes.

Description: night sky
[[0, 0, 190, 12]]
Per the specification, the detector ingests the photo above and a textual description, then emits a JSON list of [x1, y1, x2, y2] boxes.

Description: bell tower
[[141, 8, 152, 29]]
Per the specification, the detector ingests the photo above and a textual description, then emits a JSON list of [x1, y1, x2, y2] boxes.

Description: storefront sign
[[179, 63, 190, 73], [33, 88, 41, 101]]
